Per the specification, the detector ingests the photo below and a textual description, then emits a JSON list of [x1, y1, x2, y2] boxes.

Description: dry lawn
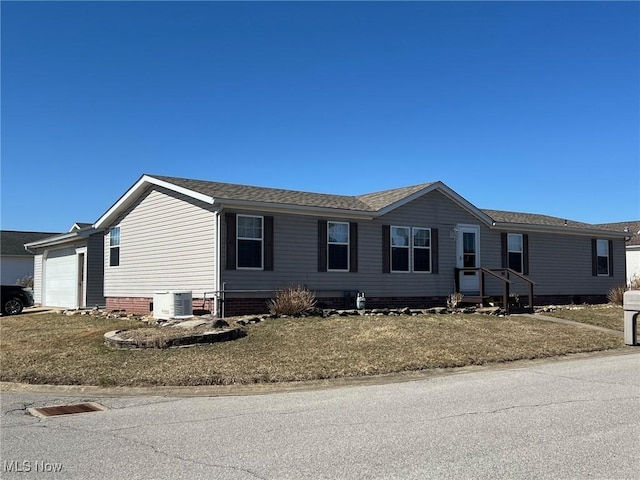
[[542, 304, 624, 331], [0, 312, 624, 387]]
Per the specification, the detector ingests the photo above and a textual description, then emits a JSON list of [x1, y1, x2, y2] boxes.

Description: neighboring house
[[1, 230, 60, 285], [24, 223, 105, 309], [91, 174, 628, 316], [597, 221, 640, 286]]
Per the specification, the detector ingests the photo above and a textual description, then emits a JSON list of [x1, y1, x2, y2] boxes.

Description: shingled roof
[[356, 183, 436, 211], [1, 231, 61, 256], [95, 174, 628, 237], [152, 175, 435, 212], [597, 221, 640, 246], [482, 209, 599, 230]]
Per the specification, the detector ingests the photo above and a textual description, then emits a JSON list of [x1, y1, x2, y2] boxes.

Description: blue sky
[[1, 1, 638, 233]]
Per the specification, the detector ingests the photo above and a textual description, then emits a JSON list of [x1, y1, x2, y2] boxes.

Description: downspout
[[214, 209, 222, 317]]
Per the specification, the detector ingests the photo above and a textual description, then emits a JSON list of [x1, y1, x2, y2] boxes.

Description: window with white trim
[[391, 226, 410, 272], [327, 221, 349, 271], [596, 239, 609, 276], [237, 215, 263, 269], [109, 226, 120, 267], [413, 228, 431, 272], [507, 233, 523, 273]]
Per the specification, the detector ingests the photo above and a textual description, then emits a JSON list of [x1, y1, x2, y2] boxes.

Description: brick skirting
[[533, 294, 608, 306], [106, 297, 153, 314], [106, 297, 215, 315]]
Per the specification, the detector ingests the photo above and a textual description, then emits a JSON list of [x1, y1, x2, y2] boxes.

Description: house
[[597, 221, 640, 286], [24, 223, 105, 309], [1, 230, 60, 285], [91, 174, 628, 316]]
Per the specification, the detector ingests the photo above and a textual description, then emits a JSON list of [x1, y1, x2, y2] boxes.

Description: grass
[[0, 311, 625, 387], [541, 304, 624, 331]]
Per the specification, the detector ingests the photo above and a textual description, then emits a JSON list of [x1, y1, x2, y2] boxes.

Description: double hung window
[[109, 226, 120, 267], [596, 239, 610, 276], [237, 215, 263, 269], [327, 222, 349, 271], [391, 227, 410, 272], [413, 228, 431, 272], [507, 233, 523, 273]]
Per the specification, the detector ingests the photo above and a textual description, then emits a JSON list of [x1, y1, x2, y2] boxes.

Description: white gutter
[[24, 228, 101, 252], [489, 222, 630, 238], [215, 198, 376, 220]]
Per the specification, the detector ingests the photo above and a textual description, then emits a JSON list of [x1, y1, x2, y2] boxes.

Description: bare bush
[[447, 292, 464, 310], [629, 275, 640, 291], [268, 284, 317, 316], [607, 284, 627, 305], [16, 275, 34, 289]]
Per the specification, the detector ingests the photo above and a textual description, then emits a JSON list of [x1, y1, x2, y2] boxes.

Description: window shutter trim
[[431, 228, 439, 274], [382, 225, 390, 273], [225, 213, 237, 270], [349, 222, 358, 272], [608, 239, 614, 277], [501, 232, 508, 269], [264, 216, 274, 271], [591, 238, 597, 276], [318, 220, 327, 272], [522, 234, 529, 275]]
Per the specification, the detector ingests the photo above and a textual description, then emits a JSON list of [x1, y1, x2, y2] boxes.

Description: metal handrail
[[455, 267, 535, 313]]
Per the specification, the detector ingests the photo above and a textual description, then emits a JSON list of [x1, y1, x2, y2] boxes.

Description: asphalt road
[[1, 352, 639, 479]]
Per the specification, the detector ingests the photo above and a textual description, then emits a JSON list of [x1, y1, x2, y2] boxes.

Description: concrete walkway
[[515, 313, 624, 338]]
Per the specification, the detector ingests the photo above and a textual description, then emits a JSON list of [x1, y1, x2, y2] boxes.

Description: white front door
[[456, 225, 480, 293]]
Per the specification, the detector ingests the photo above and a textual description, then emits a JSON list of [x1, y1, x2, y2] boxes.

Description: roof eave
[[219, 199, 375, 220], [24, 228, 102, 250], [490, 222, 630, 237]]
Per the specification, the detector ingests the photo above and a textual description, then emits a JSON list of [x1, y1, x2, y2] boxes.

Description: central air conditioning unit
[[153, 291, 193, 320]]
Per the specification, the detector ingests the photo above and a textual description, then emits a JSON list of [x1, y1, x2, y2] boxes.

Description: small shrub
[[16, 275, 34, 288], [447, 292, 464, 310], [629, 275, 640, 291], [607, 284, 627, 305], [268, 284, 317, 316]]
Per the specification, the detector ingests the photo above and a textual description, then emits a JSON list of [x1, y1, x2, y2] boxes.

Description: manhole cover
[[29, 402, 106, 418]]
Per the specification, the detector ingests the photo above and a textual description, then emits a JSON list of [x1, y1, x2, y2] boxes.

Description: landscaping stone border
[[104, 326, 246, 349]]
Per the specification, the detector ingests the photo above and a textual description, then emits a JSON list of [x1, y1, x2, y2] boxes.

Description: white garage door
[[44, 248, 77, 308]]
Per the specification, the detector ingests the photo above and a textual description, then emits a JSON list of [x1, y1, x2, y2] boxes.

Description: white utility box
[[153, 291, 193, 320], [623, 290, 640, 346]]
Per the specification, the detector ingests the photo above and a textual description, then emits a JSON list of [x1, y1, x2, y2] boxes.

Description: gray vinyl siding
[[525, 232, 625, 295], [103, 186, 217, 298], [33, 254, 43, 304], [222, 190, 494, 297], [86, 233, 105, 306], [221, 189, 626, 299]]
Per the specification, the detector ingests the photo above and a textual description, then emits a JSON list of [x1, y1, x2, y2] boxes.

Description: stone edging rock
[[104, 327, 246, 349]]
